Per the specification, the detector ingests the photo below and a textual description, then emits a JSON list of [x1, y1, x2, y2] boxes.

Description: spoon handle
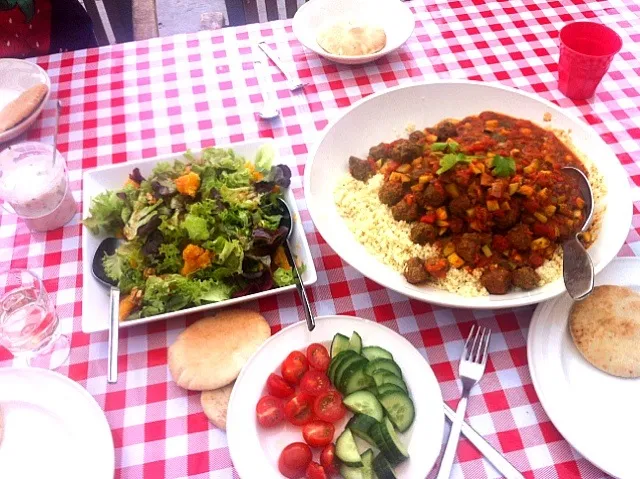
[[284, 240, 315, 331], [562, 234, 594, 300], [107, 286, 120, 383]]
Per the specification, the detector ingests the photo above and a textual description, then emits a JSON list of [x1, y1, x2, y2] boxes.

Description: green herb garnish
[[492, 155, 516, 177], [437, 153, 472, 174], [430, 140, 459, 153]]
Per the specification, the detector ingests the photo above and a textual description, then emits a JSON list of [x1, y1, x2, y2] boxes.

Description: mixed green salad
[[84, 146, 298, 320]]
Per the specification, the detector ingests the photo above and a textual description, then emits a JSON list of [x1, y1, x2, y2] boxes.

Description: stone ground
[[156, 0, 229, 36]]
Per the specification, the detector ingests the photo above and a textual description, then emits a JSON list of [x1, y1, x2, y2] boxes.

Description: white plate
[[0, 368, 114, 479], [528, 258, 640, 479], [81, 139, 317, 333], [304, 80, 632, 309], [227, 314, 444, 478], [0, 59, 51, 144], [292, 0, 415, 65]]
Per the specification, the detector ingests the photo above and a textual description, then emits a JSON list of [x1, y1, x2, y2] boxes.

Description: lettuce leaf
[[255, 144, 275, 173], [83, 191, 126, 236], [273, 267, 295, 287], [123, 200, 163, 240], [182, 214, 210, 242]]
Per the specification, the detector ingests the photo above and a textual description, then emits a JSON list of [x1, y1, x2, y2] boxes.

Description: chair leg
[[226, 0, 247, 26]]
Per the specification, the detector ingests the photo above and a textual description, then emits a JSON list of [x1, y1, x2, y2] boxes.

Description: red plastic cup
[[558, 22, 622, 100]]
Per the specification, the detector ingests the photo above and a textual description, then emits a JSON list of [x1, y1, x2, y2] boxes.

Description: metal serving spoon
[[277, 198, 315, 331], [561, 166, 595, 300], [92, 237, 121, 383]]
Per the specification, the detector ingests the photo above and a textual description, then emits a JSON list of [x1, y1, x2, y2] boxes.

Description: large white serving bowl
[[304, 80, 632, 310], [292, 0, 415, 65]]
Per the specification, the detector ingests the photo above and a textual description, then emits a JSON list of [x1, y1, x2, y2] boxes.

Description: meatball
[[456, 233, 481, 263], [513, 266, 539, 290], [378, 181, 405, 206], [390, 139, 424, 163], [349, 156, 374, 182], [409, 130, 426, 143], [391, 199, 420, 222], [493, 200, 521, 230], [507, 224, 532, 251], [404, 257, 429, 284], [420, 183, 446, 207], [369, 143, 388, 160], [449, 195, 471, 218], [481, 267, 513, 295], [435, 121, 458, 142], [410, 223, 437, 245]]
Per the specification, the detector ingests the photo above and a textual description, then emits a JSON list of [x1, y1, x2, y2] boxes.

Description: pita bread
[[569, 285, 640, 378], [201, 381, 234, 430], [0, 83, 48, 133], [317, 21, 386, 57], [168, 309, 270, 390]]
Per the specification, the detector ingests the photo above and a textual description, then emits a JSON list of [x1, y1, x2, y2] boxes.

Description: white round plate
[[0, 368, 114, 479], [0, 59, 51, 144], [304, 80, 632, 309], [292, 0, 415, 65], [227, 315, 444, 478], [528, 258, 640, 479]]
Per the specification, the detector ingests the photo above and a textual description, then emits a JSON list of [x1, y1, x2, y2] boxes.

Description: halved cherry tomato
[[284, 393, 314, 426], [306, 461, 328, 479], [302, 420, 335, 448], [266, 373, 295, 398], [307, 343, 331, 372], [281, 351, 309, 384], [255, 395, 284, 428], [313, 390, 346, 423], [278, 442, 312, 479], [299, 370, 331, 396], [320, 444, 338, 476]]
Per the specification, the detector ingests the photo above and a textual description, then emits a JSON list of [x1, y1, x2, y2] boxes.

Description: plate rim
[[226, 313, 445, 478], [528, 257, 640, 479], [303, 79, 632, 310]]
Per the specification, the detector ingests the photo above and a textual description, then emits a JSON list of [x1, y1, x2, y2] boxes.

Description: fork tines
[[463, 325, 492, 364]]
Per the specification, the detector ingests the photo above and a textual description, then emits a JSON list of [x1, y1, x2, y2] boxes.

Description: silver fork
[[437, 325, 492, 479], [258, 42, 307, 92]]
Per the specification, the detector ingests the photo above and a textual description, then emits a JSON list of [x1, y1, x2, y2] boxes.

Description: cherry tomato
[[306, 461, 328, 479], [302, 420, 335, 448], [284, 392, 314, 426], [255, 395, 284, 428], [266, 373, 295, 398], [299, 370, 331, 396], [281, 351, 309, 384], [320, 444, 338, 476], [278, 442, 312, 479], [306, 343, 331, 372], [313, 390, 346, 423]]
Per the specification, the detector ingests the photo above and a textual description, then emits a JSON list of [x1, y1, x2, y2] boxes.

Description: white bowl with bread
[[293, 0, 415, 65], [0, 59, 51, 144]]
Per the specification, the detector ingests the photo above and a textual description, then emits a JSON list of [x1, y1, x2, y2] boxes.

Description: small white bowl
[[292, 0, 415, 65], [0, 59, 51, 144]]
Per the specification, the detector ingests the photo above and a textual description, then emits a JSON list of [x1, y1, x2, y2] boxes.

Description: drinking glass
[[0, 269, 70, 369]]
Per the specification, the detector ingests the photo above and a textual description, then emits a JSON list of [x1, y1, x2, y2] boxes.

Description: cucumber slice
[[378, 391, 415, 432], [348, 331, 363, 354], [361, 345, 393, 362], [339, 464, 364, 479], [335, 356, 367, 390], [366, 385, 379, 396], [373, 453, 397, 479], [328, 350, 357, 383], [343, 390, 384, 422], [339, 448, 374, 479], [336, 428, 363, 467], [341, 365, 374, 395], [371, 416, 410, 465], [372, 371, 408, 393], [365, 358, 403, 378], [331, 333, 350, 358], [376, 384, 405, 396], [346, 414, 378, 445]]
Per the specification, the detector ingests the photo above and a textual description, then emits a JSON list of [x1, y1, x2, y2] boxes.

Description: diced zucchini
[[347, 414, 378, 446], [378, 391, 415, 432], [341, 365, 374, 395], [328, 350, 357, 383], [335, 356, 367, 391], [348, 331, 363, 354], [372, 453, 397, 479], [361, 345, 393, 362], [343, 390, 384, 422], [364, 358, 403, 378], [336, 428, 363, 467], [372, 371, 408, 393], [331, 333, 350, 358]]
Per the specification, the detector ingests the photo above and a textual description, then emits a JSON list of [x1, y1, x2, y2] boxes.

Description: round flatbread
[[168, 309, 270, 390], [317, 21, 386, 57], [201, 381, 235, 430], [569, 285, 640, 378]]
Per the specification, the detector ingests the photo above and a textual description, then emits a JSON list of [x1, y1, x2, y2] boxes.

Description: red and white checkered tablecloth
[[1, 0, 639, 477]]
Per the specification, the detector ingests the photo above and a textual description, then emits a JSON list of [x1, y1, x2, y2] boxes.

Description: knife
[[443, 404, 525, 479]]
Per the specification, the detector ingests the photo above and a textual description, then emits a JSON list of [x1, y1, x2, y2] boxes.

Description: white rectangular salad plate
[[81, 139, 317, 333]]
